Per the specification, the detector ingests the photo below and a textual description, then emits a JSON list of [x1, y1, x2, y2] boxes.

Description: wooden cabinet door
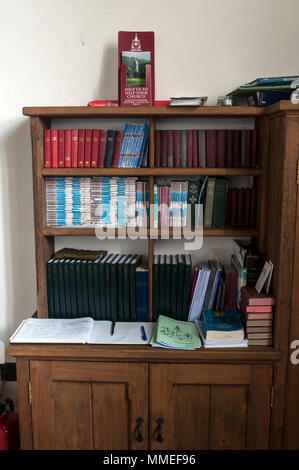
[[150, 363, 273, 450], [30, 360, 148, 450]]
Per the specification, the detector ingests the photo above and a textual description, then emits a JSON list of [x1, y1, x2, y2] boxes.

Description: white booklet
[[10, 317, 156, 345]]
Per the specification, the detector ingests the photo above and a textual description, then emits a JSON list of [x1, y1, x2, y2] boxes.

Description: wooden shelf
[[41, 167, 263, 177]]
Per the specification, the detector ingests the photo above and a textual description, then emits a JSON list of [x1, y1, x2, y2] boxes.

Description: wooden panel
[[15, 358, 33, 450], [92, 383, 129, 450], [209, 385, 247, 450], [30, 361, 53, 449], [53, 381, 93, 449]]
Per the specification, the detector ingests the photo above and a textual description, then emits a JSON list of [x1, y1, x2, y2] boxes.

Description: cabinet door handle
[[136, 417, 144, 443], [156, 417, 164, 443]]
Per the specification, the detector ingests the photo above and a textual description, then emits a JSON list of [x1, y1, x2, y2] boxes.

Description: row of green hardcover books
[[153, 254, 192, 321], [46, 253, 144, 321]]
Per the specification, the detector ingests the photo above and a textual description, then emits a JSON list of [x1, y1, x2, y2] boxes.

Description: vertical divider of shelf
[[148, 117, 155, 321], [254, 116, 270, 255], [30, 116, 54, 317]]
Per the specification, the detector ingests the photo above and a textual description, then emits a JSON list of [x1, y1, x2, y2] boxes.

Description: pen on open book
[[141, 326, 147, 341], [110, 322, 115, 336]]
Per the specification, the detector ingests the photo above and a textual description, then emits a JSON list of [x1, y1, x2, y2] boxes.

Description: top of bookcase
[[22, 101, 299, 118]]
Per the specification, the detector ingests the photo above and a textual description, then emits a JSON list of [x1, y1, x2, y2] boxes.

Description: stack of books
[[240, 286, 275, 345], [46, 249, 149, 322], [154, 128, 258, 168], [44, 122, 149, 169], [153, 254, 192, 321], [195, 307, 247, 348]]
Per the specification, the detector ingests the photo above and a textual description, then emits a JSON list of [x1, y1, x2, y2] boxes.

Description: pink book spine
[[186, 130, 193, 167], [44, 129, 51, 168], [192, 130, 198, 167], [188, 268, 199, 312]]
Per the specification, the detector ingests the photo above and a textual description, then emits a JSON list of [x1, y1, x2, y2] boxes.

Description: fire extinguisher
[[0, 398, 20, 450]]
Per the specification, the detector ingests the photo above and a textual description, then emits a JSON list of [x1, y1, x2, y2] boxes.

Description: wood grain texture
[[15, 358, 33, 450]]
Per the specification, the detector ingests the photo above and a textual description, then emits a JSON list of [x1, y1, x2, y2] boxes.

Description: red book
[[226, 130, 234, 167], [161, 130, 168, 167], [88, 100, 118, 107], [91, 129, 100, 168], [71, 129, 78, 168], [78, 129, 85, 168], [192, 130, 198, 167], [111, 130, 124, 168], [223, 266, 237, 310], [84, 129, 92, 167], [98, 130, 108, 168], [155, 130, 161, 167], [50, 129, 58, 168], [173, 130, 181, 167], [205, 130, 216, 167], [167, 130, 174, 166], [58, 129, 65, 168], [44, 129, 51, 168], [216, 129, 227, 167], [240, 300, 273, 313], [233, 130, 242, 167], [247, 129, 258, 167], [64, 130, 72, 168], [243, 312, 274, 320], [241, 286, 275, 306], [186, 130, 193, 167]]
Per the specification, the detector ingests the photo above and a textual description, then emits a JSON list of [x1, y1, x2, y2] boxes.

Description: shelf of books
[[25, 105, 275, 351]]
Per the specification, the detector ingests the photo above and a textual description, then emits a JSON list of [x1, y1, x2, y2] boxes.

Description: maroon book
[[71, 129, 78, 168], [64, 129, 72, 168], [241, 286, 275, 306], [167, 130, 174, 166], [233, 130, 242, 167], [186, 130, 193, 167], [224, 266, 238, 310], [205, 130, 217, 167], [161, 130, 168, 167], [245, 188, 251, 226], [237, 188, 246, 226], [78, 129, 85, 168], [226, 130, 234, 167], [250, 188, 257, 226], [111, 130, 124, 168], [250, 129, 258, 167], [118, 31, 154, 106], [155, 130, 161, 167], [231, 188, 239, 226], [84, 129, 92, 168], [173, 130, 181, 167], [225, 188, 232, 226], [98, 130, 108, 168], [192, 130, 198, 167], [216, 129, 227, 167], [91, 129, 100, 168], [58, 130, 65, 168], [44, 129, 51, 168], [50, 129, 58, 168]]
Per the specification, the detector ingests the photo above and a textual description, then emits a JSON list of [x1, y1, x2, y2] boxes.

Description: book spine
[[91, 129, 100, 168], [161, 130, 168, 167], [203, 177, 216, 227], [181, 130, 187, 167], [50, 129, 58, 168], [64, 129, 72, 168], [226, 130, 234, 168], [173, 130, 181, 167], [58, 129, 65, 168], [167, 130, 174, 167], [205, 130, 217, 167], [216, 129, 227, 168], [44, 129, 51, 168], [186, 130, 193, 167], [198, 130, 206, 168], [192, 130, 198, 167], [77, 129, 85, 168], [71, 129, 78, 168], [84, 129, 92, 167], [136, 270, 149, 322], [99, 129, 108, 168], [111, 130, 123, 168], [104, 130, 116, 168], [155, 129, 161, 167], [233, 130, 242, 167]]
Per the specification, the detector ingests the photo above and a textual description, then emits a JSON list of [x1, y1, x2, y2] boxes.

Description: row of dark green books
[[153, 254, 192, 321], [46, 251, 149, 321]]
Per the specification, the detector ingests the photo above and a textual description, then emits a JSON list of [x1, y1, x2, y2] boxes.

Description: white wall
[[1, 0, 299, 353]]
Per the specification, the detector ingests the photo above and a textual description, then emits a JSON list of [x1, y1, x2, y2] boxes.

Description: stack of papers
[[150, 315, 202, 350], [169, 96, 208, 106]]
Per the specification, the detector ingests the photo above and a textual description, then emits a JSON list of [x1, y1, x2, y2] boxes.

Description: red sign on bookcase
[[118, 31, 155, 106]]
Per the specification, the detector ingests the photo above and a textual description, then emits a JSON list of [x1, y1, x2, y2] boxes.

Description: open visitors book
[[10, 317, 156, 345]]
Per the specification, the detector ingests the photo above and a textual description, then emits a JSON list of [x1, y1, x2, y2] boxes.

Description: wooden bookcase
[[7, 102, 299, 450]]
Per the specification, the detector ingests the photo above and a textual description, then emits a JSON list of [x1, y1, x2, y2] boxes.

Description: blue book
[[104, 130, 116, 167], [245, 75, 299, 86], [136, 265, 149, 321], [258, 90, 292, 106], [201, 307, 243, 333]]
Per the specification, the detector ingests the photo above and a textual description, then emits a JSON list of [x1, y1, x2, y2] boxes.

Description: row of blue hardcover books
[[118, 122, 149, 168]]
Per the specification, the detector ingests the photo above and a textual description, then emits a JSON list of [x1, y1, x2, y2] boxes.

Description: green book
[[176, 254, 185, 320], [75, 260, 84, 317], [81, 260, 89, 316], [130, 254, 143, 321], [99, 253, 113, 320], [182, 254, 192, 320], [105, 254, 117, 320], [153, 255, 159, 321], [159, 255, 165, 315], [57, 259, 66, 318], [117, 255, 128, 321], [87, 260, 95, 319], [164, 255, 172, 317], [212, 178, 228, 228], [203, 177, 216, 227], [187, 181, 200, 230], [69, 259, 78, 318], [46, 258, 55, 318], [111, 254, 122, 322], [93, 257, 102, 320], [170, 255, 178, 319], [63, 259, 72, 318], [150, 315, 202, 350], [123, 255, 133, 321]]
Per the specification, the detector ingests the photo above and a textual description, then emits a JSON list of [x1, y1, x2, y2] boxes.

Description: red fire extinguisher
[[0, 398, 20, 450]]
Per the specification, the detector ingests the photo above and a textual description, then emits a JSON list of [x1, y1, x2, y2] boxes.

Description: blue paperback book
[[201, 307, 243, 332]]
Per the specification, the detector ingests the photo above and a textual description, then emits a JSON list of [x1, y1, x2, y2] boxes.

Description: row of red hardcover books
[[155, 129, 258, 168], [225, 188, 256, 227], [44, 129, 123, 168]]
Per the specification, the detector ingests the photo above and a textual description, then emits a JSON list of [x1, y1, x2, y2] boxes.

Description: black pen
[[110, 322, 115, 336]]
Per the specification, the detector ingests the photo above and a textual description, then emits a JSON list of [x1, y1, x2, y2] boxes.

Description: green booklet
[[150, 315, 202, 350]]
